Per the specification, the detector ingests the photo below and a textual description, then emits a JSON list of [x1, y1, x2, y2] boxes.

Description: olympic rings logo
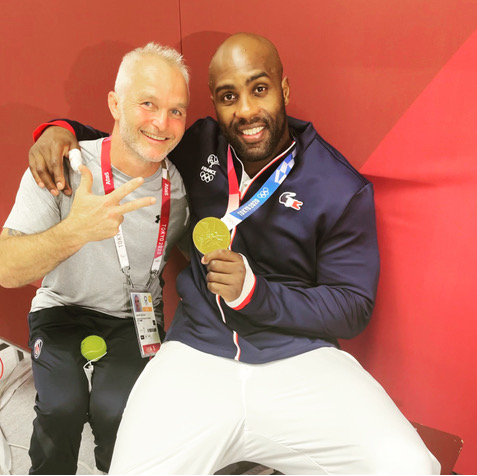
[[200, 171, 215, 182], [257, 188, 270, 199]]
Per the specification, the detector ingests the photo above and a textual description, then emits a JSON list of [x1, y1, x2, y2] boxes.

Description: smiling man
[[208, 34, 291, 176], [0, 42, 189, 474], [27, 33, 439, 474], [113, 49, 188, 170]]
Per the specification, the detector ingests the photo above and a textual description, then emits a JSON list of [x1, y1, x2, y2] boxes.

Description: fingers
[[63, 181, 73, 196], [76, 170, 155, 215], [109, 176, 146, 202], [29, 149, 60, 196], [28, 125, 78, 196], [47, 153, 66, 191], [206, 271, 233, 286], [202, 250, 246, 301], [205, 257, 240, 275], [201, 248, 239, 266], [104, 176, 156, 214], [207, 283, 232, 300], [119, 196, 157, 214], [28, 152, 47, 190], [206, 264, 244, 286], [51, 144, 71, 193], [206, 271, 245, 302], [77, 165, 93, 194], [28, 145, 66, 195]]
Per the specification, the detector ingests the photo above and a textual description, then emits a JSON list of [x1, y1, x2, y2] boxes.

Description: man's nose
[[151, 109, 168, 129], [235, 96, 260, 120]]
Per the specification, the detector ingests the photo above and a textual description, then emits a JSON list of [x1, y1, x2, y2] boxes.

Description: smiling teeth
[[143, 131, 167, 140], [242, 126, 264, 136]]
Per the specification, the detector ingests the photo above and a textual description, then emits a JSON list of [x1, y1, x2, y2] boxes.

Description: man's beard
[[221, 105, 287, 164], [119, 121, 167, 163]]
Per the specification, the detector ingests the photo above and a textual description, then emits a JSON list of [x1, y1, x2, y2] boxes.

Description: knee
[[89, 393, 125, 431], [37, 394, 88, 426]]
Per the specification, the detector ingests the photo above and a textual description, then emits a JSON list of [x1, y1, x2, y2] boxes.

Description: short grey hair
[[114, 42, 190, 96]]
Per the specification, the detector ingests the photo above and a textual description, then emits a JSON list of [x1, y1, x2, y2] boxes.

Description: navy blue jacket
[[66, 116, 379, 364]]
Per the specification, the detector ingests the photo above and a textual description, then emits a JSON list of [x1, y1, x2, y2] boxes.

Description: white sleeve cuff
[[225, 254, 255, 308]]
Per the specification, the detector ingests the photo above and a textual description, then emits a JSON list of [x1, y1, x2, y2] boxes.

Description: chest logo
[[200, 154, 219, 183], [33, 338, 43, 360], [208, 154, 219, 167], [279, 192, 303, 211]]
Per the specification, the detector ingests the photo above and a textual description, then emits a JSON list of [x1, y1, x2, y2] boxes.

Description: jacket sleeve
[[227, 183, 380, 340], [33, 119, 108, 142]]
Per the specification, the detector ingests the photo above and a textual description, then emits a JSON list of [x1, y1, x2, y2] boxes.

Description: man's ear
[[281, 76, 290, 106], [108, 91, 120, 120]]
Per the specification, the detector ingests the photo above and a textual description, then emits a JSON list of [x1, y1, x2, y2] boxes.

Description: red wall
[[1, 1, 476, 473]]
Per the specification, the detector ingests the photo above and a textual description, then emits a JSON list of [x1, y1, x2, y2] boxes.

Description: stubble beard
[[118, 121, 170, 165], [221, 104, 287, 164]]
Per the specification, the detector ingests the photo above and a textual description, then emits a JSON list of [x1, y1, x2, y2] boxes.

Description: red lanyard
[[100, 137, 171, 285]]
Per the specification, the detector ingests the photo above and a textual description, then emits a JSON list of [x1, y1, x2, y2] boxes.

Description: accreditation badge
[[130, 289, 161, 358]]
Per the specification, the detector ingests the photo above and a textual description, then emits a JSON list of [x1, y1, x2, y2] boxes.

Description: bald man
[[27, 33, 439, 474]]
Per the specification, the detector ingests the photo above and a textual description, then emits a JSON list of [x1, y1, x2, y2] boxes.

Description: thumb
[[77, 165, 93, 194]]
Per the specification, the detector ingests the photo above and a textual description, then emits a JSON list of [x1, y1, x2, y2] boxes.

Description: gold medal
[[193, 217, 231, 254]]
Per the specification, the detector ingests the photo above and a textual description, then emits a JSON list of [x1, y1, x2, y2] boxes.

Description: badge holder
[[101, 141, 169, 359], [129, 286, 162, 358]]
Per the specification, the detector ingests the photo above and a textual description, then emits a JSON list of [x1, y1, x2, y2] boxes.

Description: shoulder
[[184, 116, 220, 137], [76, 138, 104, 175], [4, 168, 64, 234], [169, 117, 226, 179], [170, 118, 221, 159], [78, 138, 104, 164], [290, 116, 370, 191], [18, 168, 56, 199], [165, 158, 185, 187]]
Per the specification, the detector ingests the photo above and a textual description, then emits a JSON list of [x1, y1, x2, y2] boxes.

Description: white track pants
[[109, 341, 440, 475]]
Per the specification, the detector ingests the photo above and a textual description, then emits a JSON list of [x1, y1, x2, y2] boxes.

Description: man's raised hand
[[64, 165, 156, 245]]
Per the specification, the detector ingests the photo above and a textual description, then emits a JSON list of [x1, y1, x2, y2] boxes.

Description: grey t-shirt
[[4, 138, 189, 318]]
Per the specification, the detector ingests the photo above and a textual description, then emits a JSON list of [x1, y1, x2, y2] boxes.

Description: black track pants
[[27, 306, 149, 474]]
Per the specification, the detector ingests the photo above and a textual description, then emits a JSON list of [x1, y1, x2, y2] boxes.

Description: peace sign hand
[[63, 165, 156, 245]]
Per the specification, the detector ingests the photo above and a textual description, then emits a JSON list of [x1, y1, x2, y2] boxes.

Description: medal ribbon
[[100, 137, 171, 285], [221, 144, 296, 230], [225, 147, 240, 214]]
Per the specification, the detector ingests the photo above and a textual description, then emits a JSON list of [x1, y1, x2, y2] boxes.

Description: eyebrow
[[138, 93, 188, 109], [214, 72, 271, 95]]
